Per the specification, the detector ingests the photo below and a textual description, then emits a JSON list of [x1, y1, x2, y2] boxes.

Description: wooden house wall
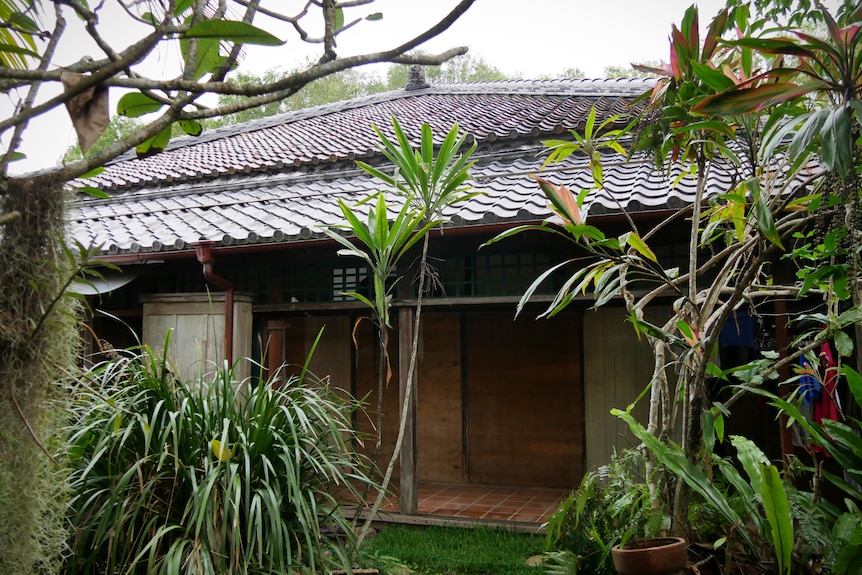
[[465, 312, 583, 488], [353, 314, 401, 479], [582, 306, 663, 470], [415, 313, 464, 483], [277, 309, 583, 489], [141, 293, 253, 382], [351, 313, 465, 484]]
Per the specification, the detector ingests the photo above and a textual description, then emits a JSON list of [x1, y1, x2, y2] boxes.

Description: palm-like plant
[[357, 118, 478, 221], [695, 1, 862, 415], [64, 342, 375, 575], [324, 192, 437, 463], [331, 117, 476, 547], [0, 0, 41, 69], [696, 3, 862, 177]]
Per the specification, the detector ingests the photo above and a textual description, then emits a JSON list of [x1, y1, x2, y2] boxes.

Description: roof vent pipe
[[405, 65, 429, 91], [194, 241, 235, 367]]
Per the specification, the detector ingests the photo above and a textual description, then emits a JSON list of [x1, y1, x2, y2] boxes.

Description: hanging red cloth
[[812, 342, 840, 424], [812, 342, 841, 456]]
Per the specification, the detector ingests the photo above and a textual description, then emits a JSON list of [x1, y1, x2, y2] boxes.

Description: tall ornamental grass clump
[[63, 343, 374, 575]]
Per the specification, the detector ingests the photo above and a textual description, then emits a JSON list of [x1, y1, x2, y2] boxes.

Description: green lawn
[[361, 525, 544, 575]]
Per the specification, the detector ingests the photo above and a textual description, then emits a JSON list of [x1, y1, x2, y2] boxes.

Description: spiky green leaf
[[760, 464, 793, 575]]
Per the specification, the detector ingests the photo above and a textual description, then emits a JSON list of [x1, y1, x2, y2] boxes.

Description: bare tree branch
[[0, 29, 164, 136], [0, 0, 475, 187]]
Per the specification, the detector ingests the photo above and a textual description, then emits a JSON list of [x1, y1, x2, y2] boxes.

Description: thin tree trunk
[[672, 154, 709, 536], [371, 325, 389, 470], [356, 233, 431, 550]]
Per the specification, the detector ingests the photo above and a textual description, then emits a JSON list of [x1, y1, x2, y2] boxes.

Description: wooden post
[[398, 306, 418, 515], [266, 320, 290, 387]]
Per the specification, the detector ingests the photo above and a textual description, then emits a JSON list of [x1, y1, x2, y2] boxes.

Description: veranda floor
[[344, 482, 568, 533]]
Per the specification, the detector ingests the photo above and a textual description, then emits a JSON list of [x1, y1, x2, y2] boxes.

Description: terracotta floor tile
[[341, 482, 566, 525], [482, 511, 518, 520], [492, 504, 524, 513]]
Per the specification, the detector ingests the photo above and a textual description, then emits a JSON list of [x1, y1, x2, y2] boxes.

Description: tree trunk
[[0, 178, 79, 575]]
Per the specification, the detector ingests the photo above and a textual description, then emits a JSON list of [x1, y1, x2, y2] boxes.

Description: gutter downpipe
[[194, 241, 235, 366]]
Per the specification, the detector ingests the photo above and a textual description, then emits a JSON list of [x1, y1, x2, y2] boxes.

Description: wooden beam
[[253, 291, 660, 314], [398, 306, 418, 515]]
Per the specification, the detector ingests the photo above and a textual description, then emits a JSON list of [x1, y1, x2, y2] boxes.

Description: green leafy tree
[[604, 61, 661, 78], [494, 2, 862, 571], [535, 67, 585, 80], [208, 63, 389, 127], [0, 1, 477, 574]]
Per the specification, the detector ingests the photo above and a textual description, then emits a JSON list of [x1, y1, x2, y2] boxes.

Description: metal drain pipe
[[194, 241, 235, 366]]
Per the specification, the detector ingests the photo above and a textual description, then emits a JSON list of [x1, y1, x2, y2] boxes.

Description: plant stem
[[356, 233, 430, 550]]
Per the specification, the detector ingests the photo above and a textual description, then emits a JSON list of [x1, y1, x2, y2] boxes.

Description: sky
[[4, 0, 734, 174]]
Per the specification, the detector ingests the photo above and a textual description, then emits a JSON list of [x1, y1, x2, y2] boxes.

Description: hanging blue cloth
[[719, 310, 757, 348], [798, 355, 821, 407]]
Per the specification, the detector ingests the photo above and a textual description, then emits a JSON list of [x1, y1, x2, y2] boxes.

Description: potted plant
[[544, 448, 677, 575], [610, 536, 687, 575]]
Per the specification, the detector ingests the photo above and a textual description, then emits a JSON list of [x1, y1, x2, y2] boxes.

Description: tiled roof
[[68, 77, 751, 258], [70, 142, 743, 257], [80, 78, 654, 190]]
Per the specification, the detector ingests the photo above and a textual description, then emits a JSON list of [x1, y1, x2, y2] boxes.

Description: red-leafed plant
[[495, 2, 862, 573]]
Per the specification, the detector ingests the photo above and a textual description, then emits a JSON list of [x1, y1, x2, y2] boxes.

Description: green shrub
[[543, 448, 667, 575], [63, 344, 375, 574]]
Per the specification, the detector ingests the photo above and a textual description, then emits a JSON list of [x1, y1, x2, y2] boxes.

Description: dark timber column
[[266, 320, 289, 387], [398, 306, 418, 515]]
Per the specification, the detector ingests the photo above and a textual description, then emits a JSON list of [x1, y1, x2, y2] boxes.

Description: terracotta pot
[[610, 536, 687, 575]]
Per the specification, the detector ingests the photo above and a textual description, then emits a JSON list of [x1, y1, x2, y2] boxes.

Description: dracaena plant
[[696, 3, 862, 177], [632, 4, 739, 164], [695, 1, 862, 396], [333, 118, 477, 548], [323, 192, 437, 469]]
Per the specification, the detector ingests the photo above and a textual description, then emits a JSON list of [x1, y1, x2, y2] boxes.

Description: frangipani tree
[[494, 7, 860, 567]]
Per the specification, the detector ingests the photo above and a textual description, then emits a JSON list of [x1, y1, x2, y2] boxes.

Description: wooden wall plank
[[354, 316, 400, 478], [398, 307, 418, 515], [465, 312, 582, 488], [232, 300, 253, 382], [416, 313, 463, 484], [352, 312, 466, 486], [304, 316, 352, 399], [583, 307, 656, 471], [142, 294, 253, 383]]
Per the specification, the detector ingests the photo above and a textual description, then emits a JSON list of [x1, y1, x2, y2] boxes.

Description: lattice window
[[427, 252, 555, 298], [332, 266, 370, 302]]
